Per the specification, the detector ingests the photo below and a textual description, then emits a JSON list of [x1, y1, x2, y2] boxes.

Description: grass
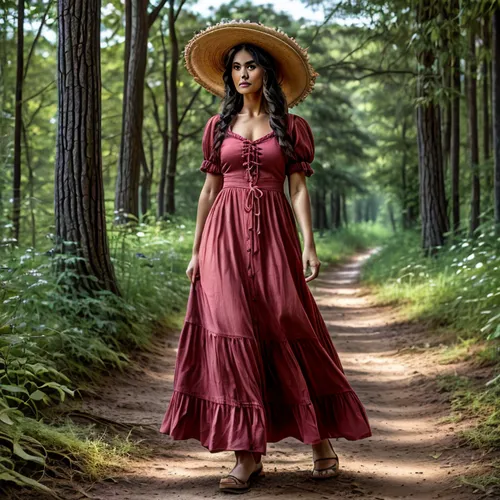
[[362, 228, 500, 457], [310, 222, 390, 266]]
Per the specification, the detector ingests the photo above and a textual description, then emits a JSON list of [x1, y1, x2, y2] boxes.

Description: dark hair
[[210, 43, 296, 165]]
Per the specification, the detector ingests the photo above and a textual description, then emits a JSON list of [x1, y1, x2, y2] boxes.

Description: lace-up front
[[223, 129, 285, 300]]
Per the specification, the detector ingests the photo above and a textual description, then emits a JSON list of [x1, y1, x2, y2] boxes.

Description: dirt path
[[82, 252, 479, 500]]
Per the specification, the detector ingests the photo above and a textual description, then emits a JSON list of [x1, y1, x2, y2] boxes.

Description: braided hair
[[209, 43, 296, 166]]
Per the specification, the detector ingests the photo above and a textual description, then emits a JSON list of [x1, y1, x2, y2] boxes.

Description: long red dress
[[160, 113, 372, 454]]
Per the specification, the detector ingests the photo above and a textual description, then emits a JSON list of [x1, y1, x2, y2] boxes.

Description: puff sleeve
[[199, 114, 222, 175], [285, 114, 315, 177]]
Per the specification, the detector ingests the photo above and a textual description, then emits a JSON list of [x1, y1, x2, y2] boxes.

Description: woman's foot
[[219, 451, 264, 493], [311, 439, 339, 479]]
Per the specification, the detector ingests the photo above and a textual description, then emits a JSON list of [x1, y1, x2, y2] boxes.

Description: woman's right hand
[[186, 253, 200, 284]]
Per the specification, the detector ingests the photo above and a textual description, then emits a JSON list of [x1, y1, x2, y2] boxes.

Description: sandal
[[219, 461, 264, 494], [311, 440, 340, 479]]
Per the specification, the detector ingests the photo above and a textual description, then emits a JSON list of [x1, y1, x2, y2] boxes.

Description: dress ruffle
[[199, 159, 221, 175], [160, 321, 372, 453], [287, 161, 314, 177]]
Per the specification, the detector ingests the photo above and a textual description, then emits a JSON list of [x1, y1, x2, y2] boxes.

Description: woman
[[160, 20, 372, 494]]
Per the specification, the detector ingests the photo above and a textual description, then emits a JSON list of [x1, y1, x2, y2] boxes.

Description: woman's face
[[231, 48, 265, 97]]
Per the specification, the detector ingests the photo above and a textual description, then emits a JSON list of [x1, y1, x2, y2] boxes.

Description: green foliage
[[0, 220, 192, 493], [362, 229, 500, 344], [437, 374, 500, 451], [313, 223, 391, 266]]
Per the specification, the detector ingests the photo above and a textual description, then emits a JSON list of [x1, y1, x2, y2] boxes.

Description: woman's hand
[[303, 247, 321, 282], [186, 253, 200, 284]]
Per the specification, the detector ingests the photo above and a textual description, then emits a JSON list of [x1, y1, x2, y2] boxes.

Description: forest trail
[[81, 252, 480, 500]]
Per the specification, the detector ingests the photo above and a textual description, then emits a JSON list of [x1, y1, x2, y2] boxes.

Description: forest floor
[[55, 252, 497, 499]]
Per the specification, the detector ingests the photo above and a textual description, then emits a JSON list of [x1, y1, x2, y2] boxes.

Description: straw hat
[[183, 20, 319, 108]]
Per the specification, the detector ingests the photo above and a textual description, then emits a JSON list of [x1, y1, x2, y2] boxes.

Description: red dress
[[160, 113, 372, 454]]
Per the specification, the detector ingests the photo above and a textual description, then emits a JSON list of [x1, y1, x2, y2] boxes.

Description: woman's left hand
[[303, 248, 321, 282]]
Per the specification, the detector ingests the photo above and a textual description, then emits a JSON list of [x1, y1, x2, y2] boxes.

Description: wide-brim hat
[[183, 20, 319, 108]]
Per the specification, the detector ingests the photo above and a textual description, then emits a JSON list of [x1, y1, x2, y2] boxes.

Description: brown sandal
[[219, 462, 264, 493], [311, 440, 340, 479]]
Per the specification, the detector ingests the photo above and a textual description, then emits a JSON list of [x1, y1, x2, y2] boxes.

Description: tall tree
[[493, 7, 500, 228], [12, 0, 24, 245], [416, 0, 449, 251], [114, 0, 167, 223], [467, 22, 480, 235], [164, 0, 187, 214], [55, 0, 119, 295], [450, 50, 461, 234]]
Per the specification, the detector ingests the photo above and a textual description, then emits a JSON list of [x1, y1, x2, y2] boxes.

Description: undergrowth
[[0, 218, 192, 496], [363, 227, 500, 454], [308, 222, 389, 266]]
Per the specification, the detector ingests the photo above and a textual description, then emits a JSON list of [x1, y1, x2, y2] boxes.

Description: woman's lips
[[239, 82, 250, 87]]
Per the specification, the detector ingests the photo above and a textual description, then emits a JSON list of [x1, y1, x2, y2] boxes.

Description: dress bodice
[[199, 113, 315, 180]]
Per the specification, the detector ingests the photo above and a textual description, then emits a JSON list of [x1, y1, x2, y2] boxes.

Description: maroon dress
[[160, 113, 372, 454]]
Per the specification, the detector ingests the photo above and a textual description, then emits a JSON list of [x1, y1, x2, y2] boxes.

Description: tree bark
[[451, 51, 461, 234], [12, 0, 24, 245], [55, 0, 119, 295], [165, 0, 180, 214], [155, 21, 170, 219], [341, 192, 348, 227], [401, 118, 409, 229], [483, 15, 493, 208], [493, 8, 500, 228], [140, 129, 154, 219], [467, 24, 480, 235], [114, 0, 149, 223], [416, 0, 449, 252]]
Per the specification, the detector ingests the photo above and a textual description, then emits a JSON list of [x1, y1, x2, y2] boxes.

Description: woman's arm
[[186, 173, 223, 282], [288, 172, 321, 282]]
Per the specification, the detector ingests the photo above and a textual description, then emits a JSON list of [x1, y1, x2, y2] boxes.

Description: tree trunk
[[401, 118, 409, 229], [451, 51, 461, 234], [335, 192, 341, 229], [329, 191, 335, 230], [140, 130, 154, 220], [115, 0, 149, 223], [318, 187, 326, 236], [12, 0, 24, 245], [156, 21, 170, 219], [442, 64, 452, 175], [341, 192, 348, 227], [55, 0, 119, 295], [483, 15, 493, 207], [484, 16, 491, 163], [467, 24, 480, 235], [388, 202, 397, 233], [165, 0, 180, 214], [417, 0, 449, 252], [494, 8, 500, 228], [22, 122, 36, 248]]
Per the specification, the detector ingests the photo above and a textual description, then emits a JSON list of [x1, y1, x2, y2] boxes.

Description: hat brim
[[184, 21, 319, 108]]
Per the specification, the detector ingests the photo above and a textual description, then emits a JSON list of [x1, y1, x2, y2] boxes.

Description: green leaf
[[13, 442, 45, 465], [0, 413, 14, 425], [0, 470, 52, 492], [0, 384, 29, 395], [29, 390, 48, 402]]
